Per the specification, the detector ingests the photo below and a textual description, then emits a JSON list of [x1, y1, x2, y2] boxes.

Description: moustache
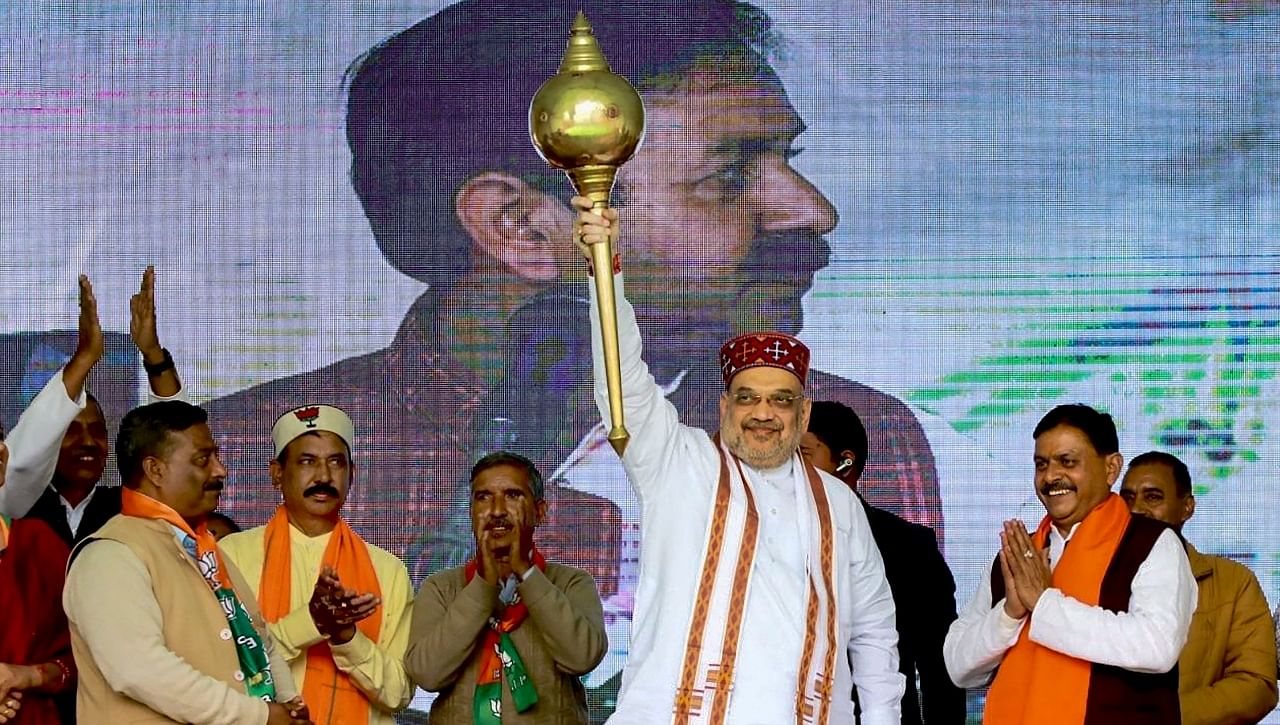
[[304, 483, 340, 498], [203, 479, 225, 492], [743, 419, 784, 431], [737, 232, 831, 280], [1040, 480, 1076, 496]]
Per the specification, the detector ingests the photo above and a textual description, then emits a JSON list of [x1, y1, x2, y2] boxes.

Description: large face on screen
[[613, 78, 838, 348], [1033, 424, 1122, 530]]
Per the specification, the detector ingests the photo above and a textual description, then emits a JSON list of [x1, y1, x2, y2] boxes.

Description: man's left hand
[[130, 265, 165, 363], [1002, 520, 1052, 612], [284, 696, 312, 724], [508, 513, 532, 579]]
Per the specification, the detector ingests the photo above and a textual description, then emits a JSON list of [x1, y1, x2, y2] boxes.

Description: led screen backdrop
[[1, 1, 1277, 721]]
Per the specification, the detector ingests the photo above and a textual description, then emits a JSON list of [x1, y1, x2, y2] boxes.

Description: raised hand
[[63, 275, 103, 399], [477, 526, 510, 586], [130, 266, 181, 396], [570, 195, 618, 259], [130, 265, 163, 363], [997, 535, 1027, 620]]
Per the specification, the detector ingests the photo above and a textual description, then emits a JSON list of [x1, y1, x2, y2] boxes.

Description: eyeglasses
[[729, 391, 802, 410]]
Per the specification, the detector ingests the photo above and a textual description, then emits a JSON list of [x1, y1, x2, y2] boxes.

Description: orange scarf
[[259, 506, 382, 725], [121, 487, 231, 588], [984, 493, 1131, 724]]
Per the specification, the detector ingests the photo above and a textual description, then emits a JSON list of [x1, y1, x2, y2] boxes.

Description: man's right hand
[[570, 195, 618, 260], [477, 527, 510, 586], [998, 523, 1029, 619], [266, 701, 313, 725], [63, 274, 103, 400]]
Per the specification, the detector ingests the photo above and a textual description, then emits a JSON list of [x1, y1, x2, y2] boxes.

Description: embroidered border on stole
[[793, 459, 838, 724], [672, 440, 761, 724], [704, 455, 761, 724], [672, 444, 736, 723]]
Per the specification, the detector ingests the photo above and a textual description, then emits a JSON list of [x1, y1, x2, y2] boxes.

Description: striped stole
[[671, 439, 839, 725]]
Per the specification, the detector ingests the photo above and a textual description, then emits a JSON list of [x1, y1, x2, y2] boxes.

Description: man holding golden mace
[[538, 13, 904, 725]]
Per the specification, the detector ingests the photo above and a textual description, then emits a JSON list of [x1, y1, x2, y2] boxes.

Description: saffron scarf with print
[[120, 488, 277, 701], [258, 505, 382, 725], [465, 548, 547, 724], [984, 493, 1132, 724]]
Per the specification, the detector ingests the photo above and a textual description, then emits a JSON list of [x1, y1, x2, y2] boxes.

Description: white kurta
[[0, 369, 89, 518], [593, 278, 904, 725], [943, 520, 1197, 688]]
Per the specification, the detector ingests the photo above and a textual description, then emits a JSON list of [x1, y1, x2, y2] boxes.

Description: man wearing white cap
[[220, 404, 414, 725]]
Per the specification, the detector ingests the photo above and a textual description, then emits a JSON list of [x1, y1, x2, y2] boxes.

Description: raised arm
[[0, 276, 99, 517], [1027, 529, 1196, 672], [130, 266, 184, 401], [575, 197, 696, 498], [943, 563, 1026, 688]]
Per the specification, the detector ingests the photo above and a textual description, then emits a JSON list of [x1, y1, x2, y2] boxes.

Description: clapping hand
[[308, 566, 380, 645]]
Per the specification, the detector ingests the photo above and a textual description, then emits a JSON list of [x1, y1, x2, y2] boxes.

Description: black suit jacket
[[858, 496, 966, 724]]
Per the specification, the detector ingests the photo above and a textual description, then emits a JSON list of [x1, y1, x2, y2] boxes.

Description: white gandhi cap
[[271, 405, 355, 458]]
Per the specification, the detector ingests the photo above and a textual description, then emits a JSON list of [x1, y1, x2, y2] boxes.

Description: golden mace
[[529, 12, 645, 456]]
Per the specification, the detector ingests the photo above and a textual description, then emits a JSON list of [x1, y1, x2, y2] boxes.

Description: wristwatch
[[143, 348, 175, 376]]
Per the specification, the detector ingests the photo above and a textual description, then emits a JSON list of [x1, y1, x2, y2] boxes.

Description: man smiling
[[576, 200, 901, 724], [944, 404, 1197, 724]]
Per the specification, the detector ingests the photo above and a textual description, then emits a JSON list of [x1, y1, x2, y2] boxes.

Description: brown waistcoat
[[69, 515, 265, 723]]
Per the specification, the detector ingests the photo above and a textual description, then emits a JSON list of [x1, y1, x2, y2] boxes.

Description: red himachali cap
[[719, 332, 810, 387]]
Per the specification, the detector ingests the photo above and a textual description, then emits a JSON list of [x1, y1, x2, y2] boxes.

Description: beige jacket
[[1178, 543, 1278, 725], [64, 515, 297, 724], [405, 562, 607, 724]]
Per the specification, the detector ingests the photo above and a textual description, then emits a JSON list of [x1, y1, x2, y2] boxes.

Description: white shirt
[[592, 278, 904, 725], [943, 519, 1197, 688], [62, 486, 99, 537]]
